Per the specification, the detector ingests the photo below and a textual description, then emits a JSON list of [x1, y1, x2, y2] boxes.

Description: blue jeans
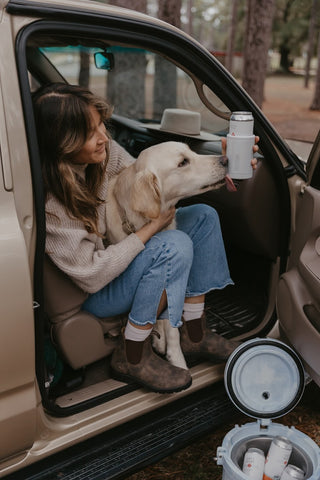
[[82, 204, 233, 328]]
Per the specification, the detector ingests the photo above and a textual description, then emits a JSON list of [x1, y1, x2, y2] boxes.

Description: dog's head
[[128, 141, 235, 218]]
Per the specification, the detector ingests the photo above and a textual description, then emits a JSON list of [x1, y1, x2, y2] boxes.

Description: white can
[[242, 447, 265, 479], [280, 464, 305, 479], [263, 436, 293, 480], [226, 111, 255, 180]]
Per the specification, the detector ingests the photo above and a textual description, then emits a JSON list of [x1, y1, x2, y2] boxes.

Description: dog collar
[[122, 217, 136, 235], [113, 194, 137, 235]]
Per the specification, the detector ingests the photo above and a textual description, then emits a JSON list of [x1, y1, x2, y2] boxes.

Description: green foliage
[[107, 0, 316, 64], [180, 0, 314, 60], [181, 0, 248, 51], [273, 0, 314, 56]]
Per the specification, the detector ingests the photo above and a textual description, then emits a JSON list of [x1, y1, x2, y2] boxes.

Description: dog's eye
[[178, 158, 190, 167]]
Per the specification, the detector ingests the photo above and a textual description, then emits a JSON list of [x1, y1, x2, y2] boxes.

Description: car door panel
[[299, 227, 320, 300], [278, 146, 320, 384]]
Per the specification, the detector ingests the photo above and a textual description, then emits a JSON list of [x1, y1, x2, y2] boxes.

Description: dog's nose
[[219, 155, 228, 167]]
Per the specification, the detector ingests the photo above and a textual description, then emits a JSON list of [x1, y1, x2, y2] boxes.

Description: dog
[[106, 141, 235, 369]]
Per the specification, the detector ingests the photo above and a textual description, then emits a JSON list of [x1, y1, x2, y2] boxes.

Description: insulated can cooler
[[227, 111, 255, 179], [263, 436, 293, 480], [242, 447, 265, 479], [280, 464, 305, 479]]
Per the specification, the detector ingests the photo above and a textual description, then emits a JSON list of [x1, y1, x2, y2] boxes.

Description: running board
[[4, 383, 238, 480]]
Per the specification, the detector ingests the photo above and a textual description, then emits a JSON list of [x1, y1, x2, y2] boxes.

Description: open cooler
[[216, 338, 320, 479]]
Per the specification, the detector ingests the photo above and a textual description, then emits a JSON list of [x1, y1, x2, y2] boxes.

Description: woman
[[33, 83, 256, 394]]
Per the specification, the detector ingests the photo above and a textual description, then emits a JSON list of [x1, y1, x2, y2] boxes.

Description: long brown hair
[[32, 83, 113, 235]]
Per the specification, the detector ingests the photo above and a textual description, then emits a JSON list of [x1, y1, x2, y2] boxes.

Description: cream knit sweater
[[45, 141, 145, 294]]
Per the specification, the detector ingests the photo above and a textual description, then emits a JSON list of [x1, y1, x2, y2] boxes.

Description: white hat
[[145, 108, 220, 141]]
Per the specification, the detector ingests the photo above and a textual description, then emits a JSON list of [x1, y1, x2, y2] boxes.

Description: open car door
[[277, 130, 320, 385]]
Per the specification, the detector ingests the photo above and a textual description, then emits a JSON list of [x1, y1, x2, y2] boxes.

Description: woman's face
[[71, 106, 108, 165]]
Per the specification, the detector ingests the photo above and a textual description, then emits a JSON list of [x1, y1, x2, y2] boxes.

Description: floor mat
[[205, 283, 268, 338]]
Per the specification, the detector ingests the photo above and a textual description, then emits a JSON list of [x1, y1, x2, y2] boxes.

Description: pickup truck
[[0, 0, 319, 478]]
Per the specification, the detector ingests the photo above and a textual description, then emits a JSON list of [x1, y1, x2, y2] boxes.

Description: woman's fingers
[[222, 135, 259, 170], [221, 137, 227, 155]]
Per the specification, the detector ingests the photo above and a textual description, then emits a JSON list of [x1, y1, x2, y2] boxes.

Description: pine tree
[[242, 0, 276, 107], [310, 31, 320, 110], [153, 0, 182, 117], [106, 0, 147, 117], [225, 0, 239, 74]]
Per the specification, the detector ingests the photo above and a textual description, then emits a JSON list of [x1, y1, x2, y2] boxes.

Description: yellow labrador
[[106, 141, 235, 369]]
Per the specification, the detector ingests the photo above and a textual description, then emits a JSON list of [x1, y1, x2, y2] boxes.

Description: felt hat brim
[[144, 123, 221, 141], [142, 108, 221, 142]]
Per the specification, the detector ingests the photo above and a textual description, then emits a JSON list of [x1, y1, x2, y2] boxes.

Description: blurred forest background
[[92, 0, 320, 111]]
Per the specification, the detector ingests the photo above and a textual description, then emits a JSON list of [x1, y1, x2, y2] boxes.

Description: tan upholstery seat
[[43, 256, 124, 370]]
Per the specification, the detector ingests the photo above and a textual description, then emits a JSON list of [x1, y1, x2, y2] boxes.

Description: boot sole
[[110, 368, 192, 394]]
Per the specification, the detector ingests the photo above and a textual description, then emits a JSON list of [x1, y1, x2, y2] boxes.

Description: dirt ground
[[263, 74, 320, 143], [125, 74, 320, 480]]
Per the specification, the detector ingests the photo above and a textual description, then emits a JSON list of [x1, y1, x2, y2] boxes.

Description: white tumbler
[[227, 111, 255, 179]]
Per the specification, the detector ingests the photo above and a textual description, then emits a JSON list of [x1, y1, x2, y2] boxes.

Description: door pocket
[[298, 228, 320, 301]]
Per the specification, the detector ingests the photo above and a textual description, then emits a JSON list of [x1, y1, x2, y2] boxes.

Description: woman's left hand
[[221, 136, 259, 170]]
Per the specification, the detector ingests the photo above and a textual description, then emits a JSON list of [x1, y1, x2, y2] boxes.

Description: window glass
[[37, 43, 229, 135]]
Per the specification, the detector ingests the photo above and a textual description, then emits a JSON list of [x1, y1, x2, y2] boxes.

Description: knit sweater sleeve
[[45, 141, 144, 294], [107, 139, 135, 174]]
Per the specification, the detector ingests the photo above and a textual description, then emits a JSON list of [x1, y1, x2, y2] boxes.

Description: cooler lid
[[224, 338, 305, 419]]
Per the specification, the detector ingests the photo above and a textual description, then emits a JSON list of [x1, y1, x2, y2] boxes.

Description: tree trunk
[[106, 0, 147, 118], [279, 45, 291, 72], [304, 0, 317, 88], [278, 0, 295, 73], [310, 31, 320, 110], [107, 0, 146, 9], [158, 0, 181, 28], [78, 50, 90, 87], [225, 0, 239, 74], [153, 0, 182, 117], [242, 0, 276, 108], [186, 0, 193, 36], [107, 52, 147, 118]]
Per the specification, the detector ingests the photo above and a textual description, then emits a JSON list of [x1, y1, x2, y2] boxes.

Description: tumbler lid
[[224, 338, 305, 419]]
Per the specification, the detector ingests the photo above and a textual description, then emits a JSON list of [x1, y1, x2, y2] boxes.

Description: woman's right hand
[[135, 207, 176, 244]]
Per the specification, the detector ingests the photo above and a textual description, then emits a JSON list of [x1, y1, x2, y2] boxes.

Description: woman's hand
[[221, 135, 259, 170], [135, 207, 176, 244]]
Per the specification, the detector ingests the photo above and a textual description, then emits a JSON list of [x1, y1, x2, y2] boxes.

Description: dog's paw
[[164, 321, 188, 370], [166, 349, 188, 370]]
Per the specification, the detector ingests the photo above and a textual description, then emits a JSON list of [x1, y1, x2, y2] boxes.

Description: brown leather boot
[[179, 314, 239, 362], [110, 330, 192, 393]]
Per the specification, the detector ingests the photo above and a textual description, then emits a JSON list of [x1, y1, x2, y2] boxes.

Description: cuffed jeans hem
[[128, 314, 156, 327], [128, 315, 183, 329], [185, 279, 234, 297]]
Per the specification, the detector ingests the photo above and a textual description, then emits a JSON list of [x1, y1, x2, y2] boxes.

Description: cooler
[[216, 338, 320, 479]]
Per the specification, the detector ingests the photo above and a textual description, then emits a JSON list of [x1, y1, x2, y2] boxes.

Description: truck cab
[[0, 1, 319, 478]]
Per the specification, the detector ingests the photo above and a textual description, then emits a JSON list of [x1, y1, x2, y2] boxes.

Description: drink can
[[263, 436, 293, 480], [226, 111, 255, 180], [229, 111, 254, 136], [242, 447, 265, 479], [280, 464, 305, 479]]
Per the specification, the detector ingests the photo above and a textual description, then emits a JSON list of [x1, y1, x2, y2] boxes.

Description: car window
[[37, 44, 230, 135]]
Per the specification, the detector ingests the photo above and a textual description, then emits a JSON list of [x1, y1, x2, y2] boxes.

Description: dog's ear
[[131, 170, 161, 218]]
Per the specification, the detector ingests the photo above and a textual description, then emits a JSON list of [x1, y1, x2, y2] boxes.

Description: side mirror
[[94, 51, 114, 71]]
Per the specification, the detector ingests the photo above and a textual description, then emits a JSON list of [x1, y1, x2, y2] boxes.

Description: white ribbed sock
[[124, 321, 152, 342], [183, 302, 205, 322]]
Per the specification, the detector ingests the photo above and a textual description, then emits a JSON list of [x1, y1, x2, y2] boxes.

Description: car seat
[[43, 255, 125, 370]]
